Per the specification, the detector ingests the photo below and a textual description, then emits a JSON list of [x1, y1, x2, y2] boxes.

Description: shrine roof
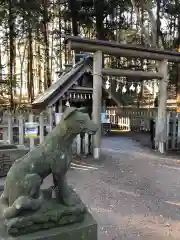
[[32, 57, 92, 109]]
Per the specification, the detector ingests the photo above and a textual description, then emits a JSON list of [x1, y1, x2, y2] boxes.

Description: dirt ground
[[2, 133, 180, 239], [64, 135, 180, 239]]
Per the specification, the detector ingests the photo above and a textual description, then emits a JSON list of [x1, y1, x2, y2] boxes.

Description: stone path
[[66, 135, 180, 239]]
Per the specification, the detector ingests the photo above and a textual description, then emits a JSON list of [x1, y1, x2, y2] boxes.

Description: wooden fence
[[106, 107, 180, 151], [166, 112, 180, 150], [0, 110, 91, 155], [0, 108, 180, 154], [106, 107, 157, 131]]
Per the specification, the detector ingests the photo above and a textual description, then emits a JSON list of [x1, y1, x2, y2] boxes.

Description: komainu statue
[[0, 107, 98, 236]]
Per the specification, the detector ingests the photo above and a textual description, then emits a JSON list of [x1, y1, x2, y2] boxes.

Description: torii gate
[[65, 36, 180, 159]]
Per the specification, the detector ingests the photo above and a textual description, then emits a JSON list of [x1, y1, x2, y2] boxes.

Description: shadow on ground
[[67, 135, 180, 239]]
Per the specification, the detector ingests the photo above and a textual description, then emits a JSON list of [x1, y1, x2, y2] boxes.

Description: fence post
[[166, 112, 170, 150], [2, 112, 7, 142], [48, 107, 53, 132], [171, 112, 177, 149], [18, 113, 24, 145], [28, 113, 34, 150], [177, 113, 180, 148], [8, 111, 13, 144], [39, 112, 44, 144], [128, 117, 130, 131]]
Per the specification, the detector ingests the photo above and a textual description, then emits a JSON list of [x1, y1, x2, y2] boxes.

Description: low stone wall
[[0, 148, 28, 177]]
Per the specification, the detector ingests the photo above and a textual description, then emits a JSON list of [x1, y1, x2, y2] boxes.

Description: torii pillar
[[92, 50, 103, 159], [155, 59, 168, 153]]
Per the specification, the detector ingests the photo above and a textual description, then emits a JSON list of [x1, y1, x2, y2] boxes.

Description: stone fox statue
[[0, 107, 98, 219]]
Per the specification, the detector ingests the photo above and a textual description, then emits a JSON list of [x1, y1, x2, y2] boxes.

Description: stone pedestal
[[0, 212, 97, 240]]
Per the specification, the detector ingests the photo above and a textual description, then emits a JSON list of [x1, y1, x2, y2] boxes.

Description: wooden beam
[[101, 68, 163, 80], [65, 36, 180, 56], [69, 86, 93, 91], [65, 36, 180, 62]]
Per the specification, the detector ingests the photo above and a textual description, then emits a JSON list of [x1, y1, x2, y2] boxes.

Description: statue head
[[61, 107, 98, 135]]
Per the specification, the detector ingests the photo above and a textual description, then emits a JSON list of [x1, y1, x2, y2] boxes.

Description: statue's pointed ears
[[63, 107, 77, 120]]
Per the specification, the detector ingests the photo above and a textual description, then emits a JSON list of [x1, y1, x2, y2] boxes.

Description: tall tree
[[8, 0, 16, 109], [41, 0, 51, 88], [165, 0, 180, 111]]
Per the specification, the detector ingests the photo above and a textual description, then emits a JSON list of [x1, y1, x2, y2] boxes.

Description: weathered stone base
[[0, 212, 97, 240], [0, 188, 88, 236]]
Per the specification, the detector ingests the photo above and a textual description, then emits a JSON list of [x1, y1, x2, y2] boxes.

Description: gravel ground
[[65, 135, 180, 239], [9, 134, 180, 239]]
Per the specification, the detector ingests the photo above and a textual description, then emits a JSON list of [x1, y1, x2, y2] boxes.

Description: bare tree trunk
[[50, 0, 55, 76], [130, 0, 152, 46], [27, 23, 34, 102], [175, 1, 180, 112], [58, 2, 62, 69], [68, 0, 80, 63], [68, 0, 78, 36], [37, 27, 42, 93], [42, 0, 51, 89], [17, 39, 28, 104], [8, 0, 15, 110], [94, 0, 105, 40], [38, 44, 42, 93]]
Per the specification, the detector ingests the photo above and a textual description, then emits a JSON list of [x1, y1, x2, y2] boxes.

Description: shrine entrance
[[65, 36, 180, 159]]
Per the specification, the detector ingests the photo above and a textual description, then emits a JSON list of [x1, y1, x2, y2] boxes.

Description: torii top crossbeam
[[65, 36, 180, 62]]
